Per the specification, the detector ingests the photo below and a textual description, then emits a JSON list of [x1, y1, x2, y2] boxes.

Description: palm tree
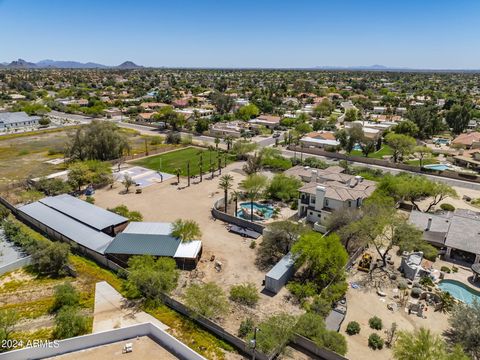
[[231, 190, 241, 217], [224, 135, 234, 151], [218, 174, 234, 213], [240, 174, 268, 222], [214, 136, 220, 150], [393, 328, 468, 360], [435, 290, 456, 313], [171, 219, 202, 242], [174, 168, 181, 185]]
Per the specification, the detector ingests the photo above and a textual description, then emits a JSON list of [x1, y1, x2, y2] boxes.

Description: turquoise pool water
[[352, 144, 362, 151], [438, 279, 480, 304], [424, 164, 450, 171], [237, 202, 274, 221]]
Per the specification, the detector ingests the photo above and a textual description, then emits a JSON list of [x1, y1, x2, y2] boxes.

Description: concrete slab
[[92, 281, 168, 333]]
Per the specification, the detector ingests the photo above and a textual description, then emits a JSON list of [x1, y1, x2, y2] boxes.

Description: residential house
[[209, 121, 245, 138], [299, 131, 340, 149], [249, 114, 281, 129], [285, 165, 376, 232], [409, 209, 480, 264], [373, 106, 386, 114], [452, 132, 480, 149]]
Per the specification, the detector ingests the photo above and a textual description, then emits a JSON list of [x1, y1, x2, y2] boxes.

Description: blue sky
[[0, 0, 479, 68]]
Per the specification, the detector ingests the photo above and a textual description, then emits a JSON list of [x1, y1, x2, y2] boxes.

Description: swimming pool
[[237, 202, 274, 221], [438, 279, 480, 304], [423, 164, 450, 171], [352, 144, 362, 151]]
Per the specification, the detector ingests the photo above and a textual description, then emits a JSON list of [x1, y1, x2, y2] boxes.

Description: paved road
[[281, 148, 480, 191]]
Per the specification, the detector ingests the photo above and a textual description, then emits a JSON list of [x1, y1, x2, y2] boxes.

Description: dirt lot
[[93, 161, 303, 334], [341, 251, 451, 360]]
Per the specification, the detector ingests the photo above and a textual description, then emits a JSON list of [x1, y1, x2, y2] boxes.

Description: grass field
[[350, 145, 394, 159], [132, 147, 236, 176]]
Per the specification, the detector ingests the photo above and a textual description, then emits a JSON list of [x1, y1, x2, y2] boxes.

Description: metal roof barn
[[105, 233, 181, 257], [18, 201, 113, 254], [39, 194, 128, 231]]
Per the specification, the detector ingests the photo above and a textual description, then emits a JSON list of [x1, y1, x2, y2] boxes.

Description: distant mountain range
[[0, 59, 143, 69]]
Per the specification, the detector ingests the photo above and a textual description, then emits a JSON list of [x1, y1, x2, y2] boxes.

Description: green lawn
[[350, 145, 394, 159], [405, 158, 439, 166], [132, 147, 235, 176]]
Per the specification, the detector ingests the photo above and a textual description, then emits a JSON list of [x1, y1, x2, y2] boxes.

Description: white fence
[[0, 256, 31, 276]]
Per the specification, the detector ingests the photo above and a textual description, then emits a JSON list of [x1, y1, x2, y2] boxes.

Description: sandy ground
[[94, 161, 303, 334], [415, 185, 480, 212], [92, 281, 168, 333], [48, 336, 179, 360], [342, 251, 452, 360]]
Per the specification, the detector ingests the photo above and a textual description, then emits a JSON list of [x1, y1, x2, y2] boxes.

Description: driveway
[[92, 281, 168, 333]]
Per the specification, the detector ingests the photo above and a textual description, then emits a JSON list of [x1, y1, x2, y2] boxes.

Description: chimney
[[311, 170, 318, 183], [315, 185, 326, 211], [426, 217, 432, 231]]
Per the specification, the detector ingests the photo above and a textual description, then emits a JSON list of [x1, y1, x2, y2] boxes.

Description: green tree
[[295, 313, 347, 355], [107, 205, 143, 221], [313, 99, 334, 118], [122, 174, 135, 193], [414, 146, 432, 167], [394, 328, 469, 360], [229, 283, 259, 307], [0, 310, 18, 351], [218, 174, 234, 213], [170, 219, 202, 241], [448, 300, 480, 359], [394, 120, 419, 138], [126, 256, 179, 300], [406, 106, 443, 139], [291, 232, 348, 299], [51, 283, 80, 313], [53, 306, 89, 339], [185, 282, 229, 319], [252, 313, 297, 354], [237, 104, 260, 120], [446, 104, 472, 135], [385, 133, 416, 162], [67, 162, 90, 191], [240, 174, 268, 221], [256, 221, 307, 269], [344, 108, 358, 122], [31, 241, 70, 276], [65, 121, 130, 161], [266, 174, 302, 202]]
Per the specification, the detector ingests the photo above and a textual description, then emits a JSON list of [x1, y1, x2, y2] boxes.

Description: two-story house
[[285, 165, 376, 232]]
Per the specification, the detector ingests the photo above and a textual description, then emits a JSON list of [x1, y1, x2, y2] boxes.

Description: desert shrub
[[411, 287, 422, 298], [397, 279, 408, 290], [238, 318, 254, 338], [440, 203, 455, 211], [51, 283, 80, 313], [249, 240, 256, 249], [419, 276, 434, 287], [229, 283, 259, 307], [441, 266, 451, 273], [369, 316, 383, 330], [185, 282, 229, 319], [85, 196, 95, 204], [53, 306, 89, 339], [368, 333, 384, 350], [287, 282, 317, 303], [346, 321, 361, 335]]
